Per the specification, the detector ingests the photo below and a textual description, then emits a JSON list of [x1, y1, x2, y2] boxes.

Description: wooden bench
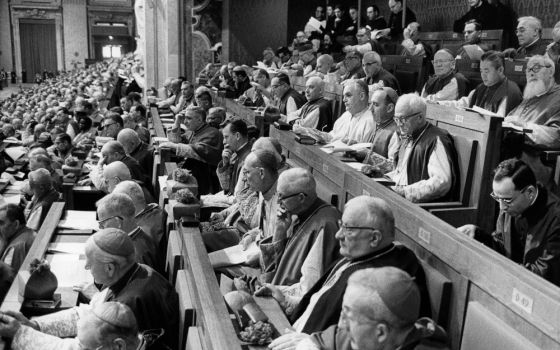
[[211, 91, 265, 136], [455, 59, 482, 92], [504, 59, 528, 90], [270, 127, 560, 349], [419, 30, 504, 53], [381, 55, 426, 93]]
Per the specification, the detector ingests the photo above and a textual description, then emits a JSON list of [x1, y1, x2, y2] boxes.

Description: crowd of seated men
[[0, 2, 559, 349]]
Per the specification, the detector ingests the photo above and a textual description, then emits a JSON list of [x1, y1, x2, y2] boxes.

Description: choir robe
[[290, 243, 431, 334], [515, 38, 548, 59], [265, 198, 341, 286], [367, 118, 399, 159], [292, 97, 334, 132], [278, 88, 307, 116], [31, 263, 179, 350]]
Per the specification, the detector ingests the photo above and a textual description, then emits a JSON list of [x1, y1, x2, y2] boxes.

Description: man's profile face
[[334, 205, 375, 259], [342, 85, 363, 114], [207, 112, 224, 128], [315, 6, 324, 20], [517, 20, 539, 47], [242, 155, 263, 192], [362, 56, 381, 77], [54, 137, 70, 153], [305, 79, 322, 101], [195, 96, 212, 111], [356, 30, 369, 45], [370, 91, 391, 123], [349, 8, 358, 21], [222, 124, 239, 150], [463, 23, 480, 43], [184, 111, 204, 132], [491, 178, 532, 217], [366, 7, 375, 20], [271, 78, 288, 99], [344, 53, 361, 71], [84, 245, 111, 285], [388, 0, 401, 14], [316, 59, 331, 74]]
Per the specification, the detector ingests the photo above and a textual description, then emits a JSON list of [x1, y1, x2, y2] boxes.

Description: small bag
[[22, 259, 58, 300]]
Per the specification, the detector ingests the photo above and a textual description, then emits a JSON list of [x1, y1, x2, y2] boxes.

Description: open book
[[208, 242, 260, 268], [320, 140, 372, 154]]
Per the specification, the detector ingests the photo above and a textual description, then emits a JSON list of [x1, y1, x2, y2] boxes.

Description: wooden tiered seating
[[419, 30, 504, 54], [381, 55, 426, 93]]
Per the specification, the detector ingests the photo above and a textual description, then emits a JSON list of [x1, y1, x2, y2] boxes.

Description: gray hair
[[96, 193, 136, 218], [528, 54, 556, 76], [113, 181, 146, 208], [278, 168, 316, 197], [518, 16, 542, 34], [395, 93, 427, 118]]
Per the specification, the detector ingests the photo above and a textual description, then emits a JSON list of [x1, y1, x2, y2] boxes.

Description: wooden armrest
[[419, 201, 464, 209], [542, 150, 560, 161]]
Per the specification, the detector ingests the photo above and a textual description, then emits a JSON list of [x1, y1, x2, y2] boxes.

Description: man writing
[[458, 159, 560, 286]]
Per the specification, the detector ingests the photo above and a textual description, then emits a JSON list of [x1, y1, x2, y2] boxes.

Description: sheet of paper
[[159, 176, 168, 192], [469, 105, 502, 118], [307, 16, 325, 32], [462, 44, 485, 60], [0, 195, 21, 206], [152, 137, 169, 143], [321, 140, 372, 154], [208, 242, 260, 268], [58, 210, 99, 231], [4, 146, 27, 161], [48, 253, 92, 287], [346, 162, 366, 171]]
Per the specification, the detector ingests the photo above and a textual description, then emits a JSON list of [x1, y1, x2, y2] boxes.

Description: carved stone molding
[[10, 6, 65, 77]]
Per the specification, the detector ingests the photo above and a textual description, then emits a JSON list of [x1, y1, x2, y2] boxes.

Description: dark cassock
[[393, 123, 461, 202], [120, 154, 150, 187], [263, 198, 341, 286], [366, 16, 387, 31], [217, 141, 252, 195], [515, 38, 549, 59], [388, 6, 417, 40], [453, 0, 498, 33], [32, 263, 179, 350], [340, 67, 366, 82], [135, 203, 166, 247], [469, 77, 522, 115], [129, 141, 154, 179], [289, 243, 431, 334], [168, 123, 223, 195], [475, 185, 560, 286], [294, 97, 334, 132], [366, 118, 399, 159], [422, 71, 469, 101], [278, 87, 307, 116], [364, 68, 401, 94], [129, 226, 163, 274], [229, 78, 252, 99], [134, 125, 151, 145]]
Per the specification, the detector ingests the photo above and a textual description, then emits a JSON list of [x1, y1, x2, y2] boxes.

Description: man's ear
[[386, 103, 395, 114], [105, 262, 116, 278], [368, 229, 383, 248], [376, 323, 390, 343], [112, 338, 127, 350]]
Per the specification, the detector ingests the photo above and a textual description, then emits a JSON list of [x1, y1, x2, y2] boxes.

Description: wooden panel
[[176, 270, 196, 350]]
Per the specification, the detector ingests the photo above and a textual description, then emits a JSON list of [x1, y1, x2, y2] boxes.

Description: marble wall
[[62, 0, 89, 71], [0, 1, 13, 71]]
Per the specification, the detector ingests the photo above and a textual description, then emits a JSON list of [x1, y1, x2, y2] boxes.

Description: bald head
[[103, 161, 131, 193], [317, 54, 334, 75], [117, 129, 141, 154], [101, 141, 126, 164], [277, 168, 317, 214], [252, 137, 283, 165], [305, 76, 325, 101], [113, 180, 146, 214]]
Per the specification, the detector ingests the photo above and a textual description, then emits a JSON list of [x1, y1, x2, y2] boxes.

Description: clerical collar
[[347, 243, 395, 263], [524, 37, 541, 49]]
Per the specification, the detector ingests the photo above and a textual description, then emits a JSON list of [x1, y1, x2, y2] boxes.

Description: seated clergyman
[[421, 49, 469, 102], [438, 50, 522, 116], [458, 159, 560, 287], [294, 80, 374, 145], [0, 301, 153, 350], [160, 106, 222, 195], [259, 196, 431, 336], [503, 55, 560, 191], [25, 168, 61, 231], [285, 77, 334, 131], [386, 94, 460, 203], [0, 228, 178, 350], [248, 168, 341, 287], [293, 267, 450, 350]]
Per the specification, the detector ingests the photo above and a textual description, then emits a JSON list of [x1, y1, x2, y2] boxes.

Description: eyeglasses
[[525, 64, 552, 74], [432, 59, 454, 65], [271, 84, 284, 89], [277, 192, 306, 203], [394, 111, 422, 124], [463, 30, 476, 35], [98, 215, 123, 228], [337, 219, 377, 238], [362, 61, 379, 66], [345, 56, 359, 61], [102, 122, 117, 129], [490, 186, 529, 205]]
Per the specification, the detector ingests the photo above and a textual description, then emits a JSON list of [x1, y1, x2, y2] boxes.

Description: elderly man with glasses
[[386, 93, 460, 203], [265, 196, 431, 348], [0, 229, 178, 350], [503, 55, 560, 190], [421, 49, 469, 102], [458, 159, 560, 286], [361, 51, 401, 93]]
